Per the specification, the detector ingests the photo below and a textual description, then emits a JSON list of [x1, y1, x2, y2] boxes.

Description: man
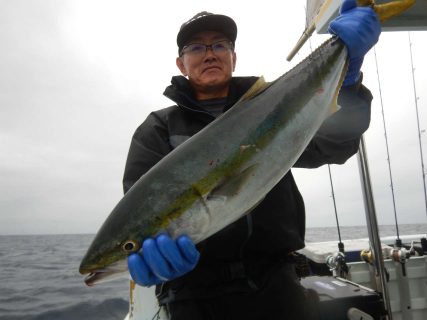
[[123, 1, 381, 319]]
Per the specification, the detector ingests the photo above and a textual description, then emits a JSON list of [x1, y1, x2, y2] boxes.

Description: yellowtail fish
[[79, 36, 348, 286]]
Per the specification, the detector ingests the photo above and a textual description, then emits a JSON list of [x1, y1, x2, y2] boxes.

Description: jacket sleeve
[[294, 80, 372, 168], [122, 112, 171, 194]]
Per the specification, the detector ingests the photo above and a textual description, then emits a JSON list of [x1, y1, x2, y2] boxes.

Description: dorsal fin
[[239, 76, 271, 102]]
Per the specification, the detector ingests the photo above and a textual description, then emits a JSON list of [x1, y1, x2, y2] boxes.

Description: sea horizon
[[1, 224, 426, 319], [1, 222, 426, 238]]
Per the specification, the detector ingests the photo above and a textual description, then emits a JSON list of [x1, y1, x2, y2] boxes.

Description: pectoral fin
[[329, 57, 348, 115], [239, 77, 271, 102], [207, 164, 258, 200]]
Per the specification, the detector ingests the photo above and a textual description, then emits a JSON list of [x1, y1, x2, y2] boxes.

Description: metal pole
[[357, 136, 393, 319]]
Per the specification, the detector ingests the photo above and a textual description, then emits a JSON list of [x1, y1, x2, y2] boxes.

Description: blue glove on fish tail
[[328, 0, 381, 86], [128, 234, 200, 287]]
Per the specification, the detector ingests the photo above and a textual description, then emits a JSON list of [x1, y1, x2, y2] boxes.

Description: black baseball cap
[[177, 11, 237, 52]]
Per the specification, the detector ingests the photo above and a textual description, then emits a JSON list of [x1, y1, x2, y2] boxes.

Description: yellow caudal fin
[[357, 0, 416, 22], [374, 0, 416, 22]]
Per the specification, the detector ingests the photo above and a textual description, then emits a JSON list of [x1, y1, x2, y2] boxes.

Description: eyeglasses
[[180, 40, 234, 57]]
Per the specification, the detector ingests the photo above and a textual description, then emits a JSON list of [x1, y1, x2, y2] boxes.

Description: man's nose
[[204, 47, 217, 59]]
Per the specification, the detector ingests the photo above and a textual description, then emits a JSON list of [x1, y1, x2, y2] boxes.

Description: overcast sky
[[1, 0, 426, 235]]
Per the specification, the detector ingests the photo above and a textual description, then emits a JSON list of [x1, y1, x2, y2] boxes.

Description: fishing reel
[[360, 246, 410, 264], [388, 238, 426, 263], [360, 238, 425, 278], [388, 247, 411, 264], [326, 251, 350, 278], [360, 239, 423, 265]]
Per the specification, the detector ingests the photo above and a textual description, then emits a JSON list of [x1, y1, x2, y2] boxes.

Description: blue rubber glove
[[328, 0, 381, 86], [128, 234, 200, 287]]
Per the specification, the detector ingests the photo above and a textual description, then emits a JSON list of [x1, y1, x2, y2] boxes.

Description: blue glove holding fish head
[[128, 233, 200, 286], [328, 0, 381, 86]]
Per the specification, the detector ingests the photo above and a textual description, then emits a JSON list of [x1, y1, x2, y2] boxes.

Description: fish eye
[[122, 240, 140, 253]]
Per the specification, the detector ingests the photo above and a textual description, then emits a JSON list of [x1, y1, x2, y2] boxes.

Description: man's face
[[176, 31, 237, 99]]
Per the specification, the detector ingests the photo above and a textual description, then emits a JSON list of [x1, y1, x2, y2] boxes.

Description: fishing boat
[[123, 1, 427, 319], [290, 2, 427, 319]]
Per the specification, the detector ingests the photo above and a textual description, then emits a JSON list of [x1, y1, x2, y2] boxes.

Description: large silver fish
[[79, 37, 348, 286]]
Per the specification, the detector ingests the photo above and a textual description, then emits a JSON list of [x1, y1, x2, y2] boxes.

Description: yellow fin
[[373, 0, 416, 22], [356, 0, 416, 23], [329, 83, 342, 115], [328, 57, 349, 115], [239, 76, 271, 102], [329, 100, 342, 116]]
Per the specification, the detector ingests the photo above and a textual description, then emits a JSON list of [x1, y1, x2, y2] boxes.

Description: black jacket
[[123, 75, 372, 299]]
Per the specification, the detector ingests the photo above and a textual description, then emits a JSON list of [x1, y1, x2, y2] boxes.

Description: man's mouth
[[203, 66, 221, 73]]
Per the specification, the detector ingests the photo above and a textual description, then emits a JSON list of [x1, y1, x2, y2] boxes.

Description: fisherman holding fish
[[127, 0, 380, 319]]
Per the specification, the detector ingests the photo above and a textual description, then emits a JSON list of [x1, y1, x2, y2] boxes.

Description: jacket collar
[[163, 75, 260, 113]]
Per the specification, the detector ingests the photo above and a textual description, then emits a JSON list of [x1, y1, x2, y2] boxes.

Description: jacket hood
[[163, 75, 260, 112]]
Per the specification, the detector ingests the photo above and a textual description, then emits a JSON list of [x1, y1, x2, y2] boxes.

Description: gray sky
[[1, 0, 426, 235]]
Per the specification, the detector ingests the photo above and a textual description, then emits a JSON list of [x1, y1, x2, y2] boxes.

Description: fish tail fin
[[372, 0, 416, 23], [356, 0, 416, 23]]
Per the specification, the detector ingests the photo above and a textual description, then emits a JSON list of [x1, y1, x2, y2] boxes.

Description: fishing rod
[[373, 47, 401, 244], [325, 164, 350, 278], [327, 164, 344, 251], [305, 30, 345, 252], [287, 3, 417, 319], [407, 32, 427, 218]]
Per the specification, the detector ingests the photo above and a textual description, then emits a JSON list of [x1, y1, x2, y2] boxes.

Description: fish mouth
[[84, 270, 121, 286], [81, 260, 128, 286], [84, 271, 103, 286]]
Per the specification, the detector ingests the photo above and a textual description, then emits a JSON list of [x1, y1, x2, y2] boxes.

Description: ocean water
[[1, 224, 426, 320], [0, 234, 129, 320]]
